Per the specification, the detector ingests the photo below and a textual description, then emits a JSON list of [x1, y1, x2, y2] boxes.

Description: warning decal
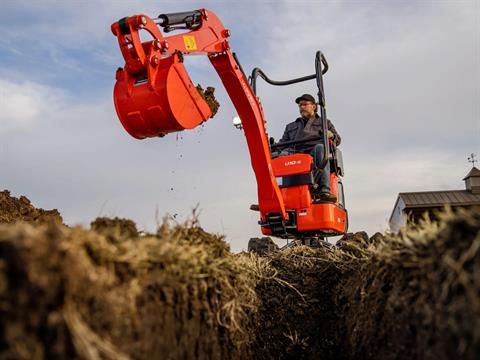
[[183, 36, 197, 51]]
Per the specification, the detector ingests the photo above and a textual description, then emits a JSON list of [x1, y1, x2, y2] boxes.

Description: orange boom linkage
[[111, 9, 348, 241]]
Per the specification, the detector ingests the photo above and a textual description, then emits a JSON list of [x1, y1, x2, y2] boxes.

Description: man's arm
[[327, 119, 341, 146], [279, 128, 289, 143], [279, 122, 297, 143], [273, 123, 296, 157]]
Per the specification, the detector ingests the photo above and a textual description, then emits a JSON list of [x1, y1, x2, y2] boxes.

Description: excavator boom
[[111, 9, 288, 226]]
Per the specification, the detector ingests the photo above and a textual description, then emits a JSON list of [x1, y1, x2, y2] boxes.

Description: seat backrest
[[334, 148, 344, 176]]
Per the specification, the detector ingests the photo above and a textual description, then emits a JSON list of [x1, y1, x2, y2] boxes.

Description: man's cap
[[295, 93, 316, 104]]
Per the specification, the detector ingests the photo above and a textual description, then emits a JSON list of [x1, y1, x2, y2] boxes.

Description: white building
[[389, 167, 480, 233]]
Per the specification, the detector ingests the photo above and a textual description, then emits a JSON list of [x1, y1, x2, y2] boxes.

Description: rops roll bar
[[249, 51, 330, 170]]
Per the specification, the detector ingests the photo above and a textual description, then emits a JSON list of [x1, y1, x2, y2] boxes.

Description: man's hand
[[327, 130, 334, 139]]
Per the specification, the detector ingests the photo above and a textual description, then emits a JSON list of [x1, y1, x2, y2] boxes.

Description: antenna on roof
[[467, 153, 477, 167]]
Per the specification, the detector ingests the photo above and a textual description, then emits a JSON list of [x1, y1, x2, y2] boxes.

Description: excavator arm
[[111, 9, 288, 225]]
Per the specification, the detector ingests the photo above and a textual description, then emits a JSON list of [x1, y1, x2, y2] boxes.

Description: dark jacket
[[280, 115, 341, 150]]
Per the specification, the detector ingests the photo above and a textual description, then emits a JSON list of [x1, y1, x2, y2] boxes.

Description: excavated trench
[[0, 190, 479, 359]]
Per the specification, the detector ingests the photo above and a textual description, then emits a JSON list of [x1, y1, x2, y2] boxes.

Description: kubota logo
[[284, 160, 301, 166]]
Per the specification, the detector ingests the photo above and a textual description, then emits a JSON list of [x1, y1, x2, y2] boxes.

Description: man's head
[[295, 93, 317, 118]]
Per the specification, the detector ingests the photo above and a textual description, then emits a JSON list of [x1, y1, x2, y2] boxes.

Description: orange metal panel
[[297, 203, 347, 233], [271, 154, 313, 177], [113, 54, 212, 139], [261, 227, 272, 235], [281, 185, 312, 209]]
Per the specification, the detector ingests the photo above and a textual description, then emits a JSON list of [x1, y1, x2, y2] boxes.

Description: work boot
[[318, 191, 337, 203]]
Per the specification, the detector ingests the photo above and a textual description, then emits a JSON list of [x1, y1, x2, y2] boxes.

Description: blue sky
[[1, 0, 479, 251]]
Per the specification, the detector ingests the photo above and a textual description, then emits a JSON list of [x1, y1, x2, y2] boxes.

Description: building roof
[[463, 166, 480, 180], [399, 190, 480, 209]]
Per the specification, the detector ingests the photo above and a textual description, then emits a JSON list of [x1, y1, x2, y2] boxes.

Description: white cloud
[[0, 79, 66, 132]]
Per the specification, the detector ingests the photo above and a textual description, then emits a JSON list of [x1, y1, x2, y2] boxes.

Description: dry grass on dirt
[[196, 85, 220, 117], [0, 190, 478, 359]]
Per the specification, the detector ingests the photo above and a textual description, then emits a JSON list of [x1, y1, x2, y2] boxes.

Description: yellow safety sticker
[[183, 35, 197, 51]]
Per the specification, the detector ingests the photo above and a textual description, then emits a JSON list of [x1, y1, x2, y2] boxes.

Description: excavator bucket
[[114, 53, 213, 139]]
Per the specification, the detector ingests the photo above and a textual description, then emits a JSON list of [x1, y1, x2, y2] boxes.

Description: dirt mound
[[90, 217, 139, 240], [0, 193, 478, 359], [248, 236, 279, 255], [252, 209, 480, 360], [0, 219, 263, 359], [337, 210, 480, 360], [252, 243, 344, 359], [0, 190, 62, 224]]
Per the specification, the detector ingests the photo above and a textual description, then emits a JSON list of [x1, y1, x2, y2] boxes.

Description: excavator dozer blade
[[113, 54, 212, 139]]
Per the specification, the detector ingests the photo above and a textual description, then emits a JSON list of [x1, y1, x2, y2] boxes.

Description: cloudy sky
[[1, 0, 478, 251]]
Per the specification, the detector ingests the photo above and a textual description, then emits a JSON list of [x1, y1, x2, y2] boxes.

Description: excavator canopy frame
[[249, 51, 331, 171]]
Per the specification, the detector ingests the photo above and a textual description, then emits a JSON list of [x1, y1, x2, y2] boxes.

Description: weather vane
[[468, 153, 477, 167]]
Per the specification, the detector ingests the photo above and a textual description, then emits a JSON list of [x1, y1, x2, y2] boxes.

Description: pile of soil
[[90, 217, 139, 240], [337, 211, 480, 360], [253, 210, 480, 359], [0, 192, 262, 359], [0, 191, 478, 359], [0, 190, 62, 224], [252, 243, 344, 359], [248, 236, 279, 255]]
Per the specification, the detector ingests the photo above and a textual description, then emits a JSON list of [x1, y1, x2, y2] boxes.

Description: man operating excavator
[[278, 93, 341, 203], [110, 9, 348, 238]]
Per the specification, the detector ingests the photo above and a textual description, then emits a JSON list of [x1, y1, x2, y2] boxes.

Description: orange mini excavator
[[110, 9, 348, 243]]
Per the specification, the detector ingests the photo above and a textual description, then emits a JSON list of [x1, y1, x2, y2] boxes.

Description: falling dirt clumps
[[196, 84, 220, 117], [0, 190, 62, 224], [0, 192, 479, 360]]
